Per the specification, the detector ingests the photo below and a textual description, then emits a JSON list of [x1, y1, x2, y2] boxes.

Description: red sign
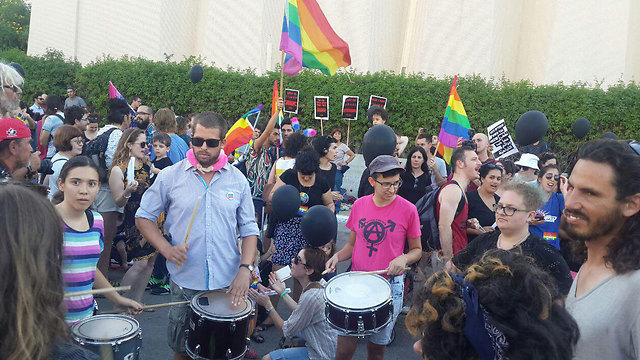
[[369, 95, 387, 109], [341, 95, 359, 120], [314, 96, 328, 120], [284, 89, 299, 114]]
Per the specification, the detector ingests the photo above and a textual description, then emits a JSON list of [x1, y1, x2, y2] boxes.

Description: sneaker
[[151, 284, 170, 295], [146, 276, 162, 290]]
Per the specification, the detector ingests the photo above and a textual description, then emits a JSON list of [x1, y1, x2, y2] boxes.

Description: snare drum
[[71, 314, 142, 360], [185, 290, 253, 360], [324, 272, 393, 336]]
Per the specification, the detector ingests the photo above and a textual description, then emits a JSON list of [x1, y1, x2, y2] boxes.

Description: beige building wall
[[27, 0, 640, 87]]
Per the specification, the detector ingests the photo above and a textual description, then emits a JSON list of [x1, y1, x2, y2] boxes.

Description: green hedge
[[3, 48, 640, 160]]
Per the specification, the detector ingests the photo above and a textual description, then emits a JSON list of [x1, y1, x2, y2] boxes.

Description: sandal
[[255, 323, 274, 332], [251, 332, 265, 343]]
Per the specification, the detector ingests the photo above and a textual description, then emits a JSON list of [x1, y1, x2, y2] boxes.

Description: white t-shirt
[[97, 125, 123, 168], [430, 156, 448, 187], [332, 143, 351, 170], [48, 152, 69, 200]]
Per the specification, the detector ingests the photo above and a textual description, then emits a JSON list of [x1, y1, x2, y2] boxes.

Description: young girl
[[54, 156, 141, 325], [109, 128, 158, 303]]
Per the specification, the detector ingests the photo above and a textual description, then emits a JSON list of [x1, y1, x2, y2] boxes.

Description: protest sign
[[369, 95, 387, 109], [488, 119, 519, 159], [284, 89, 299, 113], [314, 96, 328, 120], [341, 95, 359, 120]]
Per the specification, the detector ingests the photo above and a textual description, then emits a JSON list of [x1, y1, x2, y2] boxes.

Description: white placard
[[275, 265, 292, 281], [487, 119, 519, 160], [126, 157, 136, 185]]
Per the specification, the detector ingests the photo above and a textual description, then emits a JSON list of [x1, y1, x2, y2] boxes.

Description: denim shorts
[[269, 347, 310, 360], [368, 274, 404, 345]]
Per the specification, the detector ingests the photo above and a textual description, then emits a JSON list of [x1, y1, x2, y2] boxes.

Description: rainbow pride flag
[[436, 76, 471, 164], [224, 105, 262, 154], [279, 0, 351, 76]]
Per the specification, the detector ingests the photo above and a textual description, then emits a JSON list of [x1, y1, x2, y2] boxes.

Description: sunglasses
[[293, 255, 308, 267], [134, 141, 147, 148], [192, 137, 221, 148], [544, 173, 560, 181]]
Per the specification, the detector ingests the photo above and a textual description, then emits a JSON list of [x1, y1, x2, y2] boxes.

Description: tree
[[0, 0, 30, 51]]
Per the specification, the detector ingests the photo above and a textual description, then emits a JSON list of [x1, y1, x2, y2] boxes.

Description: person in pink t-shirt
[[326, 155, 422, 360]]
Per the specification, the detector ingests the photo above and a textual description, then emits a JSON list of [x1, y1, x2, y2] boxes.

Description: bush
[[2, 48, 639, 162]]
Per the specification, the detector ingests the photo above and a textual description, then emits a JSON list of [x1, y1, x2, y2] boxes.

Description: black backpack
[[415, 180, 466, 251], [84, 128, 117, 182]]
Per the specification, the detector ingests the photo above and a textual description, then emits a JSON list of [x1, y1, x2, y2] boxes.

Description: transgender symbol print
[[358, 218, 396, 256]]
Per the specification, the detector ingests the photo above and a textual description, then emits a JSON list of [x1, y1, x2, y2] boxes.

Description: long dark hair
[[404, 146, 428, 173], [0, 183, 70, 359], [51, 155, 100, 205], [406, 250, 579, 360], [570, 139, 640, 273]]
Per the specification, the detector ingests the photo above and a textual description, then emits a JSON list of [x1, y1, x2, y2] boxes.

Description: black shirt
[[318, 163, 337, 190], [153, 156, 173, 170], [0, 160, 11, 181], [466, 190, 499, 241], [357, 168, 374, 198], [280, 169, 330, 208], [398, 171, 431, 204], [452, 230, 573, 295]]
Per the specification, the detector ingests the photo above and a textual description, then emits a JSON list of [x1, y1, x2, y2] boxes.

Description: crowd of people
[[2, 59, 640, 360]]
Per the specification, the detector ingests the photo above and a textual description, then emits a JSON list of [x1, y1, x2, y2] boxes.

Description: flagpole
[[320, 119, 324, 135], [346, 120, 351, 147], [280, 51, 285, 98]]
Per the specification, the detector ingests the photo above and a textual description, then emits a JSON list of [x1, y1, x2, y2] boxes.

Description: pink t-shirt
[[346, 195, 421, 277]]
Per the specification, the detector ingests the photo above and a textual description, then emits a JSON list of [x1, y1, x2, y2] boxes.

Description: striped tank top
[[62, 210, 104, 325]]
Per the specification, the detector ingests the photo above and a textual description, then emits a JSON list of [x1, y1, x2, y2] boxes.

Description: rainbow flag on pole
[[224, 105, 262, 154], [279, 0, 351, 76], [436, 76, 471, 164]]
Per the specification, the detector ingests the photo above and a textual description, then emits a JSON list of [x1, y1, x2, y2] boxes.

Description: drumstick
[[99, 300, 190, 314], [64, 285, 131, 298], [349, 267, 411, 276], [177, 196, 201, 269]]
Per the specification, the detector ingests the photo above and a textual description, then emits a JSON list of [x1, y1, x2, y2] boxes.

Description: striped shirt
[[62, 210, 104, 325]]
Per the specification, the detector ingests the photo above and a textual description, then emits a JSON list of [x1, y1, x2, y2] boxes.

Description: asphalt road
[[96, 216, 420, 360]]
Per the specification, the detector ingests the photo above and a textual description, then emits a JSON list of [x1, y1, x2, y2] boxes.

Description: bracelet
[[280, 289, 290, 298], [123, 193, 131, 199], [265, 306, 274, 314]]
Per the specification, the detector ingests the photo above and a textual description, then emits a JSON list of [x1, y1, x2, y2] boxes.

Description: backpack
[[84, 127, 117, 182], [415, 180, 466, 251]]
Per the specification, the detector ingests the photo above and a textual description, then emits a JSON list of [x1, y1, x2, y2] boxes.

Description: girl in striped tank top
[[53, 156, 142, 325]]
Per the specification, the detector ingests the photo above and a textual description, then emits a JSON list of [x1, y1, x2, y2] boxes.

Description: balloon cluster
[[302, 128, 317, 137], [291, 117, 300, 131]]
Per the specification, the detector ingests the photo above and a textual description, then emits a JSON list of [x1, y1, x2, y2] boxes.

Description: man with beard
[[135, 112, 259, 360], [0, 62, 23, 117], [134, 105, 154, 143], [437, 144, 482, 258], [562, 139, 640, 360]]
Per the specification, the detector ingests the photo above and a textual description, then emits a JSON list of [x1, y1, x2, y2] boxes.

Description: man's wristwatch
[[239, 263, 254, 272]]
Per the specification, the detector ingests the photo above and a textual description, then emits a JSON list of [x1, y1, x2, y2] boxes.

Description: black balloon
[[9, 62, 25, 78], [189, 65, 204, 84], [572, 118, 590, 139], [301, 205, 337, 247], [602, 132, 618, 140], [271, 185, 300, 222], [361, 124, 397, 166], [515, 110, 549, 146]]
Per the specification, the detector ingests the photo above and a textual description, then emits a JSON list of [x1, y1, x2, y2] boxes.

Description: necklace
[[497, 232, 529, 250]]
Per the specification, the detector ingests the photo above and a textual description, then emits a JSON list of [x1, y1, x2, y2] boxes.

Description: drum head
[[325, 273, 391, 309], [191, 290, 252, 319], [71, 315, 139, 341]]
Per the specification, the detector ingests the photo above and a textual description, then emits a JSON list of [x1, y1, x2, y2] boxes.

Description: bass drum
[[185, 290, 253, 359], [324, 272, 393, 336]]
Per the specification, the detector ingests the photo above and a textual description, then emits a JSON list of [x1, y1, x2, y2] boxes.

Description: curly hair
[[569, 139, 640, 273], [311, 135, 337, 157], [283, 132, 307, 158], [406, 250, 579, 360], [293, 147, 320, 175]]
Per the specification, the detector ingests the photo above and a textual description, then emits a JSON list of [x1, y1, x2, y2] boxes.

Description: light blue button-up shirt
[[135, 159, 259, 291]]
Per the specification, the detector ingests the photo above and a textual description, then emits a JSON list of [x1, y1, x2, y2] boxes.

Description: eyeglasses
[[544, 173, 560, 181], [137, 111, 150, 116], [628, 140, 640, 156], [192, 137, 221, 148], [3, 84, 20, 93], [71, 138, 84, 145], [492, 203, 531, 216], [293, 255, 308, 267], [374, 178, 402, 189]]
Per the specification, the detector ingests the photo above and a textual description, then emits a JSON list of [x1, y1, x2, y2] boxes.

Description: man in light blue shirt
[[135, 111, 259, 359]]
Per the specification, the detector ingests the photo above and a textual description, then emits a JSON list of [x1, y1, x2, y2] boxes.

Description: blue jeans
[[369, 274, 404, 345], [334, 170, 344, 211], [269, 347, 309, 360]]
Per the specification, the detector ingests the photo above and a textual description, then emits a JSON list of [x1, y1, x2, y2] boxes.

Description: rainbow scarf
[[436, 76, 471, 164], [224, 105, 262, 154], [279, 0, 351, 76]]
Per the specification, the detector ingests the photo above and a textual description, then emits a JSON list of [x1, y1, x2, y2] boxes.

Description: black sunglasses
[[293, 255, 308, 267], [192, 137, 221, 148], [544, 173, 560, 181]]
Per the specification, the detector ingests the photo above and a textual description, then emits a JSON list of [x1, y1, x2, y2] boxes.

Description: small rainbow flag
[[224, 105, 262, 154], [436, 76, 471, 164], [279, 0, 351, 76]]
